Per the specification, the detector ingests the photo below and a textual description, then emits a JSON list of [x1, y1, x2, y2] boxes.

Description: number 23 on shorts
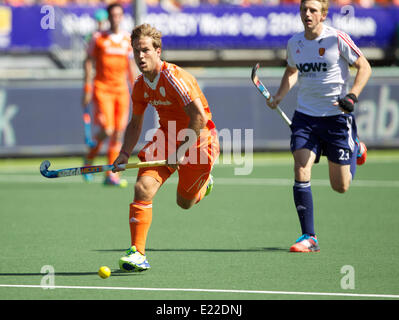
[[338, 148, 350, 161]]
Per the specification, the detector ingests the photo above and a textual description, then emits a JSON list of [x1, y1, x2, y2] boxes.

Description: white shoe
[[119, 246, 150, 272]]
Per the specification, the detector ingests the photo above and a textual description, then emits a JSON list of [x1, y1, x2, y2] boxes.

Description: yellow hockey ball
[[98, 266, 111, 279], [119, 179, 128, 188]]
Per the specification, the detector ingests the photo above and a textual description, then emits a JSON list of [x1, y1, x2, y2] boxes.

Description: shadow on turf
[[94, 247, 288, 253], [0, 270, 139, 277]]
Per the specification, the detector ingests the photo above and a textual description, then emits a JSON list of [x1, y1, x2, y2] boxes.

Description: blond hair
[[131, 24, 162, 49], [300, 0, 329, 15]]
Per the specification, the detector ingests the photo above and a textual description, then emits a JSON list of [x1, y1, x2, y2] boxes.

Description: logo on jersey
[[150, 99, 172, 106], [159, 86, 166, 97], [296, 40, 304, 54], [296, 62, 327, 73], [104, 47, 128, 55], [319, 48, 326, 57]]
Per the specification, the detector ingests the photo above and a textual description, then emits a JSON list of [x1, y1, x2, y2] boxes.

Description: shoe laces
[[126, 246, 137, 255], [355, 138, 365, 157], [126, 246, 145, 258], [296, 234, 317, 243]]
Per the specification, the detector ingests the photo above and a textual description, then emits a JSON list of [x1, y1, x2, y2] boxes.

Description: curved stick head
[[40, 160, 55, 178]]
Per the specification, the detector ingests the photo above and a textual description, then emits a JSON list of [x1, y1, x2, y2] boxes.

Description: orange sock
[[108, 142, 121, 164], [195, 176, 210, 204], [107, 139, 121, 177], [129, 201, 152, 254]]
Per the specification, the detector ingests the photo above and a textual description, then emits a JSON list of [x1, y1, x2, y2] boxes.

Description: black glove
[[338, 93, 358, 113]]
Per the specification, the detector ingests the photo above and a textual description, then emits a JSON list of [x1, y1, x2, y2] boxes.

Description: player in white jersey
[[266, 0, 371, 252]]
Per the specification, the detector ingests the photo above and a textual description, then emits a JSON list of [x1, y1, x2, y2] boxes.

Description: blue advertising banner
[[0, 4, 398, 51]]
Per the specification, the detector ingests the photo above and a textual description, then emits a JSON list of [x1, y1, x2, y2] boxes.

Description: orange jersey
[[132, 61, 215, 134], [88, 30, 133, 91]]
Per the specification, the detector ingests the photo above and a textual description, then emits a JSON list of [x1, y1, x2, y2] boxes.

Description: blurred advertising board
[[1, 71, 399, 156], [0, 4, 397, 51]]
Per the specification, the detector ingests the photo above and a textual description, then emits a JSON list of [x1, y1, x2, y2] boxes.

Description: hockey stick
[[251, 63, 292, 126], [83, 106, 96, 148], [40, 159, 167, 179]]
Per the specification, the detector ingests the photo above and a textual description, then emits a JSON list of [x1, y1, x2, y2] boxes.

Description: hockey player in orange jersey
[[112, 24, 220, 271], [82, 2, 136, 186]]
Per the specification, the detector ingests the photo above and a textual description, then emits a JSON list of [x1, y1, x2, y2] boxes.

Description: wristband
[[84, 83, 93, 93], [338, 93, 358, 113], [120, 150, 130, 158]]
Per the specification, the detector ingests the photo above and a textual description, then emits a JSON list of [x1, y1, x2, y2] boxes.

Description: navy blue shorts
[[290, 111, 358, 165]]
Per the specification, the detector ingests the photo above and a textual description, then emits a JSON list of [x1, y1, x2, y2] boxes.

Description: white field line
[[0, 284, 398, 299], [0, 154, 399, 172], [1, 174, 399, 188], [217, 156, 399, 167], [0, 284, 399, 299]]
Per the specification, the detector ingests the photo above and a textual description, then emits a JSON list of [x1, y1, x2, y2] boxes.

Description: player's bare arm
[[167, 98, 208, 170], [82, 55, 94, 107], [267, 65, 298, 109], [348, 55, 372, 98], [334, 55, 372, 112], [113, 113, 144, 172]]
